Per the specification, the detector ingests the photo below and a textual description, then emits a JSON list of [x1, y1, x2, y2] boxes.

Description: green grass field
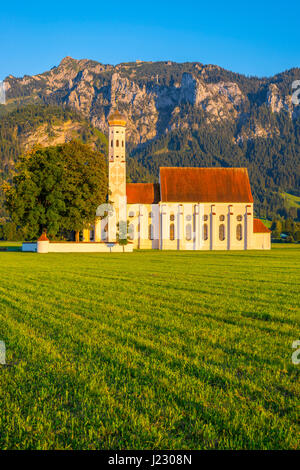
[[281, 192, 300, 209], [0, 246, 299, 450]]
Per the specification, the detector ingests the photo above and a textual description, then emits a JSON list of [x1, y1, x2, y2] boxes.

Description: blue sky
[[0, 0, 299, 79]]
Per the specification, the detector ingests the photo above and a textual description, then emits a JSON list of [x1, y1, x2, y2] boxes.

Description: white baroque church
[[83, 109, 271, 250]]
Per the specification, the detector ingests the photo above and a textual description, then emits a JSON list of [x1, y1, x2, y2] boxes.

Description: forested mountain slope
[[1, 58, 300, 219]]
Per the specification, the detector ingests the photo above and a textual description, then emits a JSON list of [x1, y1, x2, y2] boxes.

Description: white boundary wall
[[22, 242, 133, 253]]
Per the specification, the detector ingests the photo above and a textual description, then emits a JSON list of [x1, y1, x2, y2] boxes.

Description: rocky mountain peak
[[2, 58, 300, 144], [59, 56, 77, 66]]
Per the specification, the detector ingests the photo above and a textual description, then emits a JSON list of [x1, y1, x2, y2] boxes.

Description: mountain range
[[1, 56, 300, 219]]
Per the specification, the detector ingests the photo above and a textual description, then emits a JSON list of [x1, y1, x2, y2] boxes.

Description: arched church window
[[122, 141, 124, 147], [170, 223, 175, 240], [129, 224, 134, 240], [186, 224, 192, 241], [237, 215, 243, 221], [111, 140, 113, 147], [236, 224, 243, 241], [149, 224, 154, 240], [219, 215, 225, 221], [203, 223, 208, 241], [219, 224, 225, 241], [116, 140, 119, 147]]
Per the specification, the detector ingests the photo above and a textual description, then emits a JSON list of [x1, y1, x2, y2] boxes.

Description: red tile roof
[[253, 218, 271, 233], [127, 183, 160, 204], [159, 167, 253, 203], [38, 232, 49, 241]]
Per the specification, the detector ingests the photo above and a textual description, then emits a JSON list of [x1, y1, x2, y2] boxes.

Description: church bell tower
[[108, 108, 127, 242]]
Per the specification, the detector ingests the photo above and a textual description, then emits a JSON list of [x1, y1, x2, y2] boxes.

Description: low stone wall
[[47, 242, 133, 253], [22, 241, 133, 253]]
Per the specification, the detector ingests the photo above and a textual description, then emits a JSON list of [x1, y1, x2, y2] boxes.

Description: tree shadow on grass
[[0, 246, 22, 252]]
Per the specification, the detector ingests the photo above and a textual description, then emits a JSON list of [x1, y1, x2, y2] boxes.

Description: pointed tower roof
[[38, 231, 49, 241], [108, 108, 127, 127]]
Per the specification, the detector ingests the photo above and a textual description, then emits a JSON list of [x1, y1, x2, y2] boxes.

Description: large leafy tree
[[3, 141, 108, 240]]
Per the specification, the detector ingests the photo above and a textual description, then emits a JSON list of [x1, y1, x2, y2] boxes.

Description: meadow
[[0, 246, 299, 450], [281, 191, 300, 209]]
